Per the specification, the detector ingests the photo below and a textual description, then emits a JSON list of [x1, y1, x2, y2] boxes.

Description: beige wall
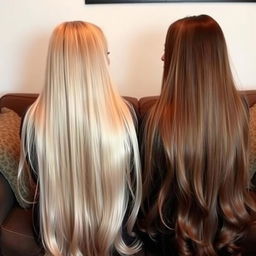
[[1, 0, 256, 98]]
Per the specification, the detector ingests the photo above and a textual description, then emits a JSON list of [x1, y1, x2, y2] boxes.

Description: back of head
[[142, 15, 256, 256], [20, 21, 142, 256], [162, 15, 235, 101]]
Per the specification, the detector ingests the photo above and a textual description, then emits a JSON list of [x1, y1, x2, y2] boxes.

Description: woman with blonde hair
[[139, 15, 256, 256], [19, 21, 142, 256]]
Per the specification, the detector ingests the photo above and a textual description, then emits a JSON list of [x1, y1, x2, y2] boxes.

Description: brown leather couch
[[0, 91, 256, 256]]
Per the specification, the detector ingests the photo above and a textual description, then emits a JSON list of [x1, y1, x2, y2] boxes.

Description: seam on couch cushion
[[0, 225, 34, 239]]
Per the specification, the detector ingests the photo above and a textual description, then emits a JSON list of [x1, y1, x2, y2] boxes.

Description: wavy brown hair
[[142, 15, 256, 256]]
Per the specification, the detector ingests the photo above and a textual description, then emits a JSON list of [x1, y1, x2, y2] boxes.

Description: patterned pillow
[[0, 108, 33, 208], [249, 104, 256, 178]]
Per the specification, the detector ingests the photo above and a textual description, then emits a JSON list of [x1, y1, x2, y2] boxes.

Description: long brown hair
[[142, 15, 256, 256]]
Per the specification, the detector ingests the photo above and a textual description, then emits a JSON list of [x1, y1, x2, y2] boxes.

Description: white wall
[[1, 0, 256, 98]]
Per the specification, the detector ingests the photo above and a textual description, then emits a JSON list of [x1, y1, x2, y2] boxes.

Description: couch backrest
[[0, 94, 38, 117], [0, 94, 138, 118], [1, 91, 256, 119], [139, 90, 256, 120]]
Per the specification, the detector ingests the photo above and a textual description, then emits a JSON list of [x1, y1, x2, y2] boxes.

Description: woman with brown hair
[[140, 15, 256, 256]]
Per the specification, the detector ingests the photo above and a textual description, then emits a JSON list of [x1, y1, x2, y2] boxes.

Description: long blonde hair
[[142, 15, 256, 256], [19, 21, 141, 256]]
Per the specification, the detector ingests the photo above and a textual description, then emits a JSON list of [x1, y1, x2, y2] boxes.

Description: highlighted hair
[[142, 15, 256, 256], [20, 21, 141, 256]]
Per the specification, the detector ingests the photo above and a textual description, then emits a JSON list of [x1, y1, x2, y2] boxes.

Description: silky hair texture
[[142, 15, 256, 256], [19, 21, 142, 256]]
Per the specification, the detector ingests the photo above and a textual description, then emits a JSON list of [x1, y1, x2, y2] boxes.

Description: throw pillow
[[249, 104, 256, 178], [0, 108, 33, 208]]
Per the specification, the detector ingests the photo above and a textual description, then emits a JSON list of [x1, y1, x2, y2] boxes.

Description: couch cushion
[[0, 206, 42, 256], [0, 173, 15, 225]]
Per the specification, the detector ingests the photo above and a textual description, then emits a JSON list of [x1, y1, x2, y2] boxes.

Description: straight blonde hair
[[19, 21, 142, 256]]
